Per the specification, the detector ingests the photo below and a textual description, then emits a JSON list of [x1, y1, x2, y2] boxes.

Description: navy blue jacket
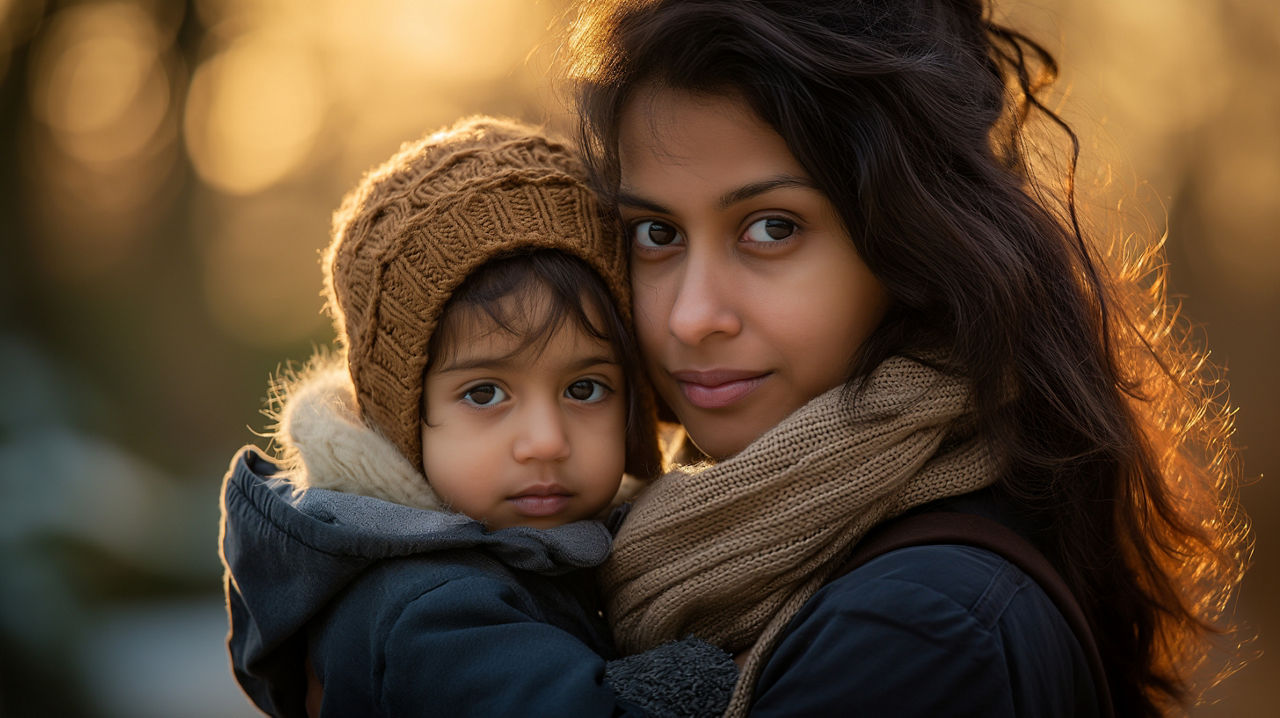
[[220, 448, 734, 718], [751, 493, 1102, 717]]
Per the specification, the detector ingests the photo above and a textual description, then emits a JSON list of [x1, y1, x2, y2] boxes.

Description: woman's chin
[[680, 421, 762, 461]]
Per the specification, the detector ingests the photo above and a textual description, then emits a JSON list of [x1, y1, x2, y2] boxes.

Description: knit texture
[[322, 116, 631, 470], [600, 356, 1000, 716]]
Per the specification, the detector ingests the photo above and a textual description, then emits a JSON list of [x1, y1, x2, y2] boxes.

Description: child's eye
[[742, 217, 796, 243], [565, 379, 610, 403], [462, 384, 506, 407], [631, 220, 683, 248]]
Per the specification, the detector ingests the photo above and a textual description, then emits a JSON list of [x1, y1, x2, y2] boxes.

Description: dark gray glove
[[605, 637, 738, 718]]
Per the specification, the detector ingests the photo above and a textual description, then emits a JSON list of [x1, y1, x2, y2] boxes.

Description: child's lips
[[509, 486, 571, 517]]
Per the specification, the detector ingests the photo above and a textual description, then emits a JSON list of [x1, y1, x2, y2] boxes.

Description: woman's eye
[[632, 220, 682, 248], [565, 379, 610, 403], [462, 384, 506, 407], [742, 217, 796, 243]]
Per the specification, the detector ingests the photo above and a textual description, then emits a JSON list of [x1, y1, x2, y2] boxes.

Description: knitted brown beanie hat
[[322, 116, 642, 473]]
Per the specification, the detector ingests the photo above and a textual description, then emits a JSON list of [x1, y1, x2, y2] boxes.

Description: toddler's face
[[420, 298, 627, 530]]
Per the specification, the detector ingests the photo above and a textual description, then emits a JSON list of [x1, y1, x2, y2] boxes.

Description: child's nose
[[511, 400, 571, 463]]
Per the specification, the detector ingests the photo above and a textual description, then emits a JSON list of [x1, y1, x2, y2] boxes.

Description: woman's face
[[617, 88, 890, 459]]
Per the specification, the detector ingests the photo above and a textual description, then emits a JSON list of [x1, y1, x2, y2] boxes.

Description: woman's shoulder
[[751, 544, 1100, 717], [825, 542, 1041, 620], [795, 543, 1070, 659]]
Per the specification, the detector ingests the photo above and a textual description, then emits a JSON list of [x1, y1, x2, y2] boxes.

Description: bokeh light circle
[[183, 34, 326, 195]]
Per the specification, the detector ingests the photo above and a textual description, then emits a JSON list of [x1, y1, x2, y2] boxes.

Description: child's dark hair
[[568, 0, 1249, 713], [426, 249, 656, 479]]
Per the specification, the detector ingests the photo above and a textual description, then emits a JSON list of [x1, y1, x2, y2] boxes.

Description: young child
[[218, 117, 735, 717]]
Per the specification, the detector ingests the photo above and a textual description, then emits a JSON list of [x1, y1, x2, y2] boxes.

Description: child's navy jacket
[[220, 449, 729, 717]]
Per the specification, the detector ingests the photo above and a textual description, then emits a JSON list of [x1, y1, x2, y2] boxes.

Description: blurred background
[[0, 0, 1273, 715]]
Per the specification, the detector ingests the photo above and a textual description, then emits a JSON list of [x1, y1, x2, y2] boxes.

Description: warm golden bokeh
[[183, 32, 327, 195], [21, 2, 181, 280], [0, 1, 1273, 715]]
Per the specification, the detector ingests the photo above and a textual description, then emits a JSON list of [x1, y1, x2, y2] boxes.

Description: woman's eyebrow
[[617, 175, 816, 215], [616, 190, 670, 214], [717, 175, 816, 209]]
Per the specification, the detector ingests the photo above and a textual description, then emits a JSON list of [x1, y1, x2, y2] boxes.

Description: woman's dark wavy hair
[[567, 0, 1249, 714]]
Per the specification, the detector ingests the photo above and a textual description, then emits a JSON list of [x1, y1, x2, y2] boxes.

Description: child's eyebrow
[[433, 352, 620, 374]]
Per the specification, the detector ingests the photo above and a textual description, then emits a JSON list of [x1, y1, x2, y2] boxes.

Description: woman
[[566, 1, 1249, 715]]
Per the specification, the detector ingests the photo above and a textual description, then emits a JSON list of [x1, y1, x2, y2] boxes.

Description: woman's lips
[[670, 369, 769, 410], [509, 487, 571, 517]]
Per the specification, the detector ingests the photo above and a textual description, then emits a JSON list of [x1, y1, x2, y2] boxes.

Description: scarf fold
[[600, 357, 999, 715]]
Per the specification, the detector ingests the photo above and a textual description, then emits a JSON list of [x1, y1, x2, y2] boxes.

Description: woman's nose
[[511, 399, 572, 463], [666, 246, 741, 345]]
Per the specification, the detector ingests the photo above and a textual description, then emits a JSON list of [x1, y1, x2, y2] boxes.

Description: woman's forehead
[[617, 88, 810, 202]]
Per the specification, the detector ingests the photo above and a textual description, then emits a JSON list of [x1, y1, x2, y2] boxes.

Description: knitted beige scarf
[[600, 357, 999, 716]]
